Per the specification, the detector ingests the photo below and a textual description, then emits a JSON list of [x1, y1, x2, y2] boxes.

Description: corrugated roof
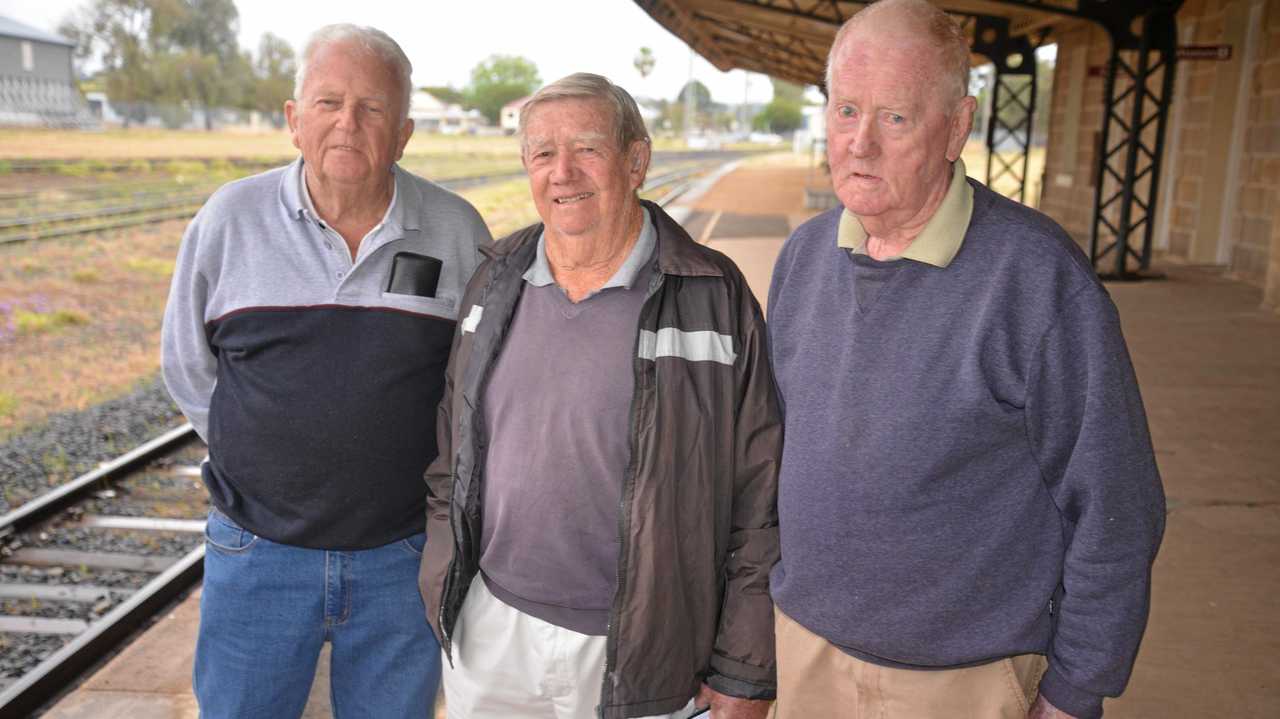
[[0, 14, 75, 47]]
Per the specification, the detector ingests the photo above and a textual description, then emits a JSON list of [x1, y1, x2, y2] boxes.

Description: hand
[[1027, 695, 1080, 719], [694, 684, 772, 719]]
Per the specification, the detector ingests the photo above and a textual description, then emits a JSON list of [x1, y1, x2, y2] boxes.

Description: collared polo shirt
[[299, 165, 398, 262], [837, 158, 975, 268]]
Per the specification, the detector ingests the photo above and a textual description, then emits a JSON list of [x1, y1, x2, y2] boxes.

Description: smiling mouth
[[554, 192, 593, 205]]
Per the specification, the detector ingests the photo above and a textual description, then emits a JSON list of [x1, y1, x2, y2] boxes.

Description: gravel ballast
[[0, 376, 187, 515]]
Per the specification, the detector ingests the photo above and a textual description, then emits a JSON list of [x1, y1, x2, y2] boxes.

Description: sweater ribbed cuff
[[1037, 664, 1103, 719]]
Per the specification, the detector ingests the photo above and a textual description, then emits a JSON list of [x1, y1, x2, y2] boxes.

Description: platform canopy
[[633, 1, 1099, 87]]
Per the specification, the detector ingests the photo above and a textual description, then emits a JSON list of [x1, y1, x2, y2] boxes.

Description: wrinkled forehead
[[522, 98, 616, 147]]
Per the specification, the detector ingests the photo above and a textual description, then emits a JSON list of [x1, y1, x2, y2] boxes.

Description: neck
[[305, 165, 394, 229], [545, 201, 644, 302], [862, 165, 951, 260]]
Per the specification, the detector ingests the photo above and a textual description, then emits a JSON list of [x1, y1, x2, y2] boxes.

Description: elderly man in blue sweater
[[767, 1, 1165, 718]]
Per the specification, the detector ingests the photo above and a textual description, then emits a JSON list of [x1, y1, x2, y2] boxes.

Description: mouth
[[331, 144, 361, 152], [850, 171, 879, 181], [554, 192, 594, 205]]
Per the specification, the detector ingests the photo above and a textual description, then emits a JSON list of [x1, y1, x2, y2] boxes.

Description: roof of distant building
[[0, 14, 75, 47], [502, 95, 532, 112]]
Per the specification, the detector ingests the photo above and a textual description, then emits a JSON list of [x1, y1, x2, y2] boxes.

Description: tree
[[58, 0, 247, 129], [166, 0, 244, 128], [253, 32, 296, 122], [634, 47, 655, 79], [751, 77, 806, 134], [464, 55, 540, 124], [422, 85, 466, 106]]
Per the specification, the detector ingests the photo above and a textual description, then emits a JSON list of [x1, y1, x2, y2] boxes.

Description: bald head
[[826, 0, 970, 104]]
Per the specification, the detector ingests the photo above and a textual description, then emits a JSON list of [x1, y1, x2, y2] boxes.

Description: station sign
[[1177, 44, 1232, 61]]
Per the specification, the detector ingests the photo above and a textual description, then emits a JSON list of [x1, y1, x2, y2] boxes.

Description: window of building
[[21, 41, 34, 71]]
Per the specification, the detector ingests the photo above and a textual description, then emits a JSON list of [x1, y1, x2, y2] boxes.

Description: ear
[[284, 99, 302, 151], [945, 96, 977, 163], [394, 118, 414, 162], [627, 139, 652, 191]]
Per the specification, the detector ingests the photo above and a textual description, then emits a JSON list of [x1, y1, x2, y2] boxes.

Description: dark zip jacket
[[419, 201, 782, 718]]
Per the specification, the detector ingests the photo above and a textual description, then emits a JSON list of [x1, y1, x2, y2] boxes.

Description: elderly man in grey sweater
[[161, 24, 490, 718], [767, 2, 1165, 718]]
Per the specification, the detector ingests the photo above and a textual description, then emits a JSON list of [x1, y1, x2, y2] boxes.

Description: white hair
[[825, 0, 970, 104], [294, 24, 413, 121], [518, 73, 651, 157]]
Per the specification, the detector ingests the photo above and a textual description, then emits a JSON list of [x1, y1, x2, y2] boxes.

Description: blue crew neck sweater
[[767, 180, 1165, 719]]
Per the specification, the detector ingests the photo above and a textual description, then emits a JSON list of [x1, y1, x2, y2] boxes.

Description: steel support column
[[1087, 1, 1182, 279], [971, 16, 1040, 204]]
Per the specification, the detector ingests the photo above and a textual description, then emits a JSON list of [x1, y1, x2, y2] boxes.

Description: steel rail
[[0, 424, 196, 540], [0, 545, 205, 718]]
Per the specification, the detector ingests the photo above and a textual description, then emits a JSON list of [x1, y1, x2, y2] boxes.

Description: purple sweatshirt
[[767, 180, 1165, 719]]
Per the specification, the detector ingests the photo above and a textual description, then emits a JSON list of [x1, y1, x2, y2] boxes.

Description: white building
[[499, 95, 531, 134], [409, 90, 482, 134]]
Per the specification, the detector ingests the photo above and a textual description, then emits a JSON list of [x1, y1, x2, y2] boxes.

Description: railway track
[[0, 425, 205, 717], [0, 151, 747, 246]]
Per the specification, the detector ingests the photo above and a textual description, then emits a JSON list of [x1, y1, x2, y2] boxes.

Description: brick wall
[[1238, 0, 1280, 289], [1038, 0, 1280, 294]]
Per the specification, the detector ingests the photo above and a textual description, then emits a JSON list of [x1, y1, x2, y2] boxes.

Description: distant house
[[0, 14, 96, 127], [499, 95, 531, 134], [409, 90, 483, 134]]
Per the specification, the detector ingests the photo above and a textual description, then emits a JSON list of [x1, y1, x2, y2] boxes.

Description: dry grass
[[0, 220, 184, 437], [0, 127, 524, 161]]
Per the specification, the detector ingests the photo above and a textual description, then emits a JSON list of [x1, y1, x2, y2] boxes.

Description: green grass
[[124, 256, 175, 277], [71, 268, 101, 283], [14, 308, 89, 334], [0, 391, 17, 418]]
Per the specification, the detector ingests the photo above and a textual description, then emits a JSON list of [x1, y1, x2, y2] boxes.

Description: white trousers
[[442, 577, 699, 719]]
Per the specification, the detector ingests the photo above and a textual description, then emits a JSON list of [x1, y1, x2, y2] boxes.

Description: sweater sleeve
[[160, 214, 217, 441], [1023, 284, 1165, 718]]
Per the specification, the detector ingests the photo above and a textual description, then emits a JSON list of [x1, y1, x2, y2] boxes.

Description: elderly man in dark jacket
[[419, 73, 781, 719]]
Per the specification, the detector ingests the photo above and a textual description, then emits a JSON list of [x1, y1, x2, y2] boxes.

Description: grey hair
[[825, 0, 970, 105], [294, 24, 413, 121], [517, 73, 651, 156]]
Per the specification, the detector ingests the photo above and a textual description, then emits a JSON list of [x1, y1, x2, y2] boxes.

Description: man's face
[[284, 41, 413, 187], [826, 29, 973, 230], [522, 98, 648, 240]]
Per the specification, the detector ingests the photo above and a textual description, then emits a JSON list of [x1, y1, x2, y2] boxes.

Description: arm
[[1024, 285, 1165, 719], [160, 217, 216, 440], [705, 282, 782, 703]]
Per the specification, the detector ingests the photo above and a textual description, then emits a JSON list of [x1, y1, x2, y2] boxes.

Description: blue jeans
[[194, 509, 441, 718]]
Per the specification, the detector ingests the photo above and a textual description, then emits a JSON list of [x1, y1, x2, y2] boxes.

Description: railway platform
[[39, 157, 1280, 718]]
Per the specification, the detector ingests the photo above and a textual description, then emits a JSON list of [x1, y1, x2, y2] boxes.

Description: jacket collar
[[484, 200, 724, 279]]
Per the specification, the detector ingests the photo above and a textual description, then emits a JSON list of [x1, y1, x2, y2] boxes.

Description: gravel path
[[0, 376, 186, 515]]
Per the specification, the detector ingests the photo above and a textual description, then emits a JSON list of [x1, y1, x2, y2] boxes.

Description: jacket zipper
[[599, 268, 665, 718]]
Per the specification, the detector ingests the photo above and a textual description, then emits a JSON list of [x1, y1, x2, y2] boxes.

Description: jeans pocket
[[399, 532, 427, 556], [204, 509, 259, 554]]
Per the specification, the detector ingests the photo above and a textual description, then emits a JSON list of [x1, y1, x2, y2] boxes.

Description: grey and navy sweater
[[161, 159, 490, 550], [767, 180, 1165, 718]]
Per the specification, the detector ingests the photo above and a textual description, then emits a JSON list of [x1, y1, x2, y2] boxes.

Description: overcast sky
[[0, 0, 786, 104]]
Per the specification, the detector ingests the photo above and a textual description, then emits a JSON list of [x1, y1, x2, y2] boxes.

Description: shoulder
[[197, 164, 289, 222], [397, 167, 488, 232], [964, 181, 1100, 296]]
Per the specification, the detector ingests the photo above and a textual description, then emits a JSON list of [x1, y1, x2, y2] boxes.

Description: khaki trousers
[[774, 608, 1047, 719]]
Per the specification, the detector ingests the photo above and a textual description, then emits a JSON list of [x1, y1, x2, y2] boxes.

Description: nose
[[549, 150, 575, 182], [849, 116, 878, 159], [336, 102, 359, 130]]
